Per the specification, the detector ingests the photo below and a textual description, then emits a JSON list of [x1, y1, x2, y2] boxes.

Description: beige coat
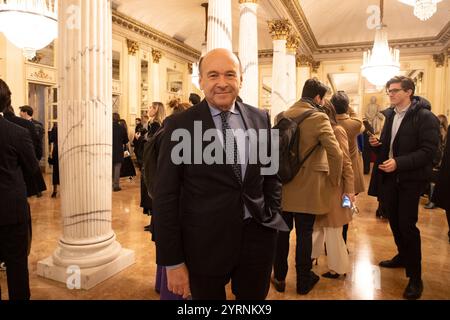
[[315, 126, 354, 228], [282, 100, 343, 215], [336, 113, 365, 194]]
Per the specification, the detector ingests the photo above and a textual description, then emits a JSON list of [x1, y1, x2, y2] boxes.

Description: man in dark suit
[[153, 48, 288, 300], [368, 76, 440, 300], [112, 112, 129, 191], [0, 79, 40, 300]]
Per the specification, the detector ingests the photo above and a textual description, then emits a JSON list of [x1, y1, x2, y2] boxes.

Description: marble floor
[[1, 172, 449, 300]]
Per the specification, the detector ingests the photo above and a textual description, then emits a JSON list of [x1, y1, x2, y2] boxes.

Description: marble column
[[127, 39, 139, 118], [296, 55, 312, 100], [268, 19, 291, 124], [286, 33, 299, 107], [432, 53, 447, 116], [207, 0, 232, 52], [239, 0, 259, 106], [37, 0, 135, 290], [152, 49, 162, 102]]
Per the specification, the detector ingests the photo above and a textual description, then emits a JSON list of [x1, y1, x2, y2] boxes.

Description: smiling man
[[368, 76, 440, 300], [153, 48, 287, 300]]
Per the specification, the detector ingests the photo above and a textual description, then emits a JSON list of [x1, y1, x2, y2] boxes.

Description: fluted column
[[152, 49, 162, 102], [207, 0, 232, 52], [127, 39, 139, 117], [296, 55, 312, 100], [37, 0, 134, 290], [268, 19, 291, 124], [286, 33, 299, 107], [238, 0, 258, 106]]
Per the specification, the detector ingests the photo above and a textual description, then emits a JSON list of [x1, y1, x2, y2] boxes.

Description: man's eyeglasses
[[386, 88, 403, 95]]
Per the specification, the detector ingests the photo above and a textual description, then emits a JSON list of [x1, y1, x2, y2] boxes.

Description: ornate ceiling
[[112, 0, 450, 58]]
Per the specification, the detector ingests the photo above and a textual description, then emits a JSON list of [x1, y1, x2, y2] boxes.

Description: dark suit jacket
[[112, 121, 129, 164], [368, 96, 440, 198], [0, 116, 40, 226], [153, 100, 286, 276], [3, 111, 46, 196]]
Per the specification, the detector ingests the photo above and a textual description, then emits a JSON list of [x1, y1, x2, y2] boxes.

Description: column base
[[37, 248, 135, 290]]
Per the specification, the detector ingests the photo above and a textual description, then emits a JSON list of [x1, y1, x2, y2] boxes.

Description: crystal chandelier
[[0, 0, 58, 60], [361, 0, 400, 87], [398, 0, 442, 21]]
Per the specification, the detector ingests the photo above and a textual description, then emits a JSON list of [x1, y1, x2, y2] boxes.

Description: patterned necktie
[[220, 111, 242, 182]]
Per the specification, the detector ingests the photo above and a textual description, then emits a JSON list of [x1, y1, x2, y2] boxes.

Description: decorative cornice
[[281, 0, 450, 57], [126, 39, 139, 55], [152, 49, 162, 64], [258, 49, 274, 59], [433, 53, 446, 67], [286, 33, 300, 54], [239, 0, 258, 3], [112, 10, 201, 61], [268, 19, 292, 40]]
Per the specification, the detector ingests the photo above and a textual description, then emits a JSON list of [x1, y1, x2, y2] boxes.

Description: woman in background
[[140, 102, 165, 218], [48, 123, 59, 198], [432, 119, 450, 243], [312, 99, 354, 278], [425, 115, 448, 209]]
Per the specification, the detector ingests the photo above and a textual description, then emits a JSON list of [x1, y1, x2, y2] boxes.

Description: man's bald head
[[198, 48, 243, 77]]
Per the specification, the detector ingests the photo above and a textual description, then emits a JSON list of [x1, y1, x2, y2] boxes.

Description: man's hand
[[166, 264, 191, 299], [369, 135, 382, 147], [379, 158, 397, 173]]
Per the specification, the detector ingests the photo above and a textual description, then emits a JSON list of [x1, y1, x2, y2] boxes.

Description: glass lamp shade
[[0, 1, 58, 59], [361, 26, 400, 87]]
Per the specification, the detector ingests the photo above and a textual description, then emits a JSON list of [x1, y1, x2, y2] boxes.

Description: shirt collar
[[207, 100, 239, 117], [394, 104, 411, 115]]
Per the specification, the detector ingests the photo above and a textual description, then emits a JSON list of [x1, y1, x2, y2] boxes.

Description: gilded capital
[[268, 19, 291, 40], [433, 53, 446, 68], [152, 49, 162, 64], [239, 0, 258, 3], [286, 33, 300, 53], [127, 39, 139, 56], [296, 54, 320, 72], [296, 54, 312, 67]]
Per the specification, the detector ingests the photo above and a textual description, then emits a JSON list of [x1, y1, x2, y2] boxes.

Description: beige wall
[[0, 34, 26, 112]]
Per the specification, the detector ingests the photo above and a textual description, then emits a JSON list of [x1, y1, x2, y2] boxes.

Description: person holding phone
[[312, 99, 354, 279]]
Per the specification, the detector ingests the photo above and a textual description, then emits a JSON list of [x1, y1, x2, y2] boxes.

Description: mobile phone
[[342, 195, 351, 208], [363, 120, 375, 136]]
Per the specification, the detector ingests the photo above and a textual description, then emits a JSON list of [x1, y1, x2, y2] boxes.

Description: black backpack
[[273, 109, 318, 184], [142, 126, 164, 199]]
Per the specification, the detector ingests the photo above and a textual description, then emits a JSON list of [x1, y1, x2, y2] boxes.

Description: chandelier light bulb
[[0, 0, 58, 59], [361, 25, 400, 87]]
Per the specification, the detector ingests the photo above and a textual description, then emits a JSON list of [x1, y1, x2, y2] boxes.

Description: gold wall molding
[[239, 0, 258, 3], [112, 10, 201, 61], [26, 65, 56, 85]]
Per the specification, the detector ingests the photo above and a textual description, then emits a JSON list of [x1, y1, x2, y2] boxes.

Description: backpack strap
[[293, 109, 320, 167]]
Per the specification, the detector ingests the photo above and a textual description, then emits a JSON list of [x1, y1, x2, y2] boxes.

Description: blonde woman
[[138, 102, 166, 217]]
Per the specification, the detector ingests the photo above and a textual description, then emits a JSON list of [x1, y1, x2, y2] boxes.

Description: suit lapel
[[236, 102, 256, 184]]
